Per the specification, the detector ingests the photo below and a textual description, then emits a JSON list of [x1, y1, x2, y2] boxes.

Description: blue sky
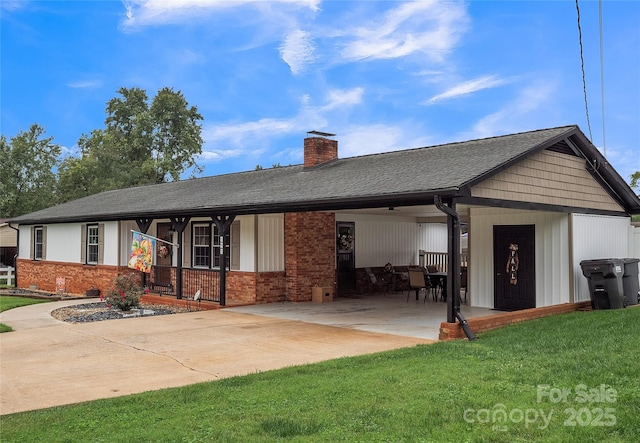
[[2, 1, 639, 185]]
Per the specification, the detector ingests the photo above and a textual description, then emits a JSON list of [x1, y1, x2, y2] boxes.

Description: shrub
[[102, 274, 143, 311]]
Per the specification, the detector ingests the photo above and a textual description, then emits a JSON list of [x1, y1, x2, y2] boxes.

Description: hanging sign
[[506, 243, 520, 285]]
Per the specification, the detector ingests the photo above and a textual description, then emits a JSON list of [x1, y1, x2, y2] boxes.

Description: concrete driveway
[[0, 298, 432, 415]]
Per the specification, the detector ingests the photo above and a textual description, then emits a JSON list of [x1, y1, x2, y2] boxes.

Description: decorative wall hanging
[[506, 243, 520, 285]]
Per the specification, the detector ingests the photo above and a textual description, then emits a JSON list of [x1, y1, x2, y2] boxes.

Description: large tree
[[58, 87, 203, 202], [0, 124, 61, 218]]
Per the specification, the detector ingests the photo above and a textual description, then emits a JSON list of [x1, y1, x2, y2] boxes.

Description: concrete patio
[[227, 291, 497, 341]]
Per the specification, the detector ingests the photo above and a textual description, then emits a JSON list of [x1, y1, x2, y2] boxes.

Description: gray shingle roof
[[10, 125, 638, 224]]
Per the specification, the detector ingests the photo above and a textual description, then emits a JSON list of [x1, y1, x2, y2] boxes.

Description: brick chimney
[[304, 135, 338, 169]]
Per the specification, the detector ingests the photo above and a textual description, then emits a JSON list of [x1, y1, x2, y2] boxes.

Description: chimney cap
[[307, 130, 336, 138]]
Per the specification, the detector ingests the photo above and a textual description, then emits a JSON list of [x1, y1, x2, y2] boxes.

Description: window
[[81, 223, 103, 265], [34, 226, 44, 260], [87, 225, 99, 264], [192, 222, 231, 269], [193, 225, 211, 267]]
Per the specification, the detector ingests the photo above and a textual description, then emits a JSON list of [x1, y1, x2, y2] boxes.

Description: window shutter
[[182, 223, 191, 268], [41, 226, 47, 260], [80, 224, 86, 264], [231, 221, 240, 270], [30, 227, 35, 260], [98, 224, 104, 265]]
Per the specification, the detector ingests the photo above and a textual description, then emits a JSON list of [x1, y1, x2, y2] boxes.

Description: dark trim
[[8, 189, 462, 225], [136, 218, 153, 234], [459, 196, 630, 217]]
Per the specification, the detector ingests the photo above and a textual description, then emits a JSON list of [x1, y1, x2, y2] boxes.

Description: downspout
[[8, 223, 19, 288], [434, 196, 476, 341]]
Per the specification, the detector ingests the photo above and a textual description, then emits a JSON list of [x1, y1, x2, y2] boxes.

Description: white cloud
[[463, 79, 559, 140], [67, 80, 103, 89], [338, 124, 434, 158], [280, 29, 316, 75], [320, 87, 364, 111], [339, 1, 469, 62], [121, 0, 319, 28], [425, 75, 508, 104]]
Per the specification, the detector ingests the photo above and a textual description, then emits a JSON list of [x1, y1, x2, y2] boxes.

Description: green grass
[[0, 295, 52, 333], [1, 308, 639, 442]]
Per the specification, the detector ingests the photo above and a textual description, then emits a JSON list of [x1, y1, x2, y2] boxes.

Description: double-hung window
[[33, 226, 44, 260], [87, 224, 99, 264], [192, 222, 231, 269]]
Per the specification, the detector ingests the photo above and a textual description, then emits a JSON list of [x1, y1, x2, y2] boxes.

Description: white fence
[[0, 266, 15, 286]]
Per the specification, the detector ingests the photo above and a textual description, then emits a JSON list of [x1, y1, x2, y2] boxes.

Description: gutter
[[433, 195, 476, 341]]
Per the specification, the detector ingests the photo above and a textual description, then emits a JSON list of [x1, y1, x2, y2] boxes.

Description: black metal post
[[170, 217, 190, 299], [135, 218, 153, 288], [212, 215, 235, 306]]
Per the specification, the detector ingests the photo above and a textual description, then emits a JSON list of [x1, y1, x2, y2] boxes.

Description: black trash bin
[[622, 258, 640, 306], [580, 258, 626, 309]]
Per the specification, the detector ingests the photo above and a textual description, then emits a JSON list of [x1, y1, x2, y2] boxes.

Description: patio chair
[[407, 266, 428, 302], [365, 267, 388, 293], [460, 267, 468, 303]]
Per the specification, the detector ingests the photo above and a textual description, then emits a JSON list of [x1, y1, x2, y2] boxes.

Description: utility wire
[[598, 0, 607, 157], [575, 0, 593, 142]]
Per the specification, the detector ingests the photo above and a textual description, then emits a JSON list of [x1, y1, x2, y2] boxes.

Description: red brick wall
[[285, 212, 335, 301], [439, 301, 593, 340], [16, 258, 138, 296], [304, 137, 337, 168], [226, 271, 257, 305]]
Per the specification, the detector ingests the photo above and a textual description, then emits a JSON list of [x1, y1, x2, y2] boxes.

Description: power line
[[598, 0, 607, 157], [575, 0, 593, 143]]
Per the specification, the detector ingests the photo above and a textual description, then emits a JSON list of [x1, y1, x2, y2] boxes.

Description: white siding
[[469, 208, 570, 309], [418, 223, 448, 253], [238, 215, 256, 272], [336, 213, 422, 267], [257, 214, 284, 272], [18, 225, 31, 259], [571, 214, 631, 302], [119, 221, 138, 266], [632, 225, 640, 259]]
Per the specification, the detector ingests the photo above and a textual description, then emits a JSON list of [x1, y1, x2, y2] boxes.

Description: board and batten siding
[[471, 150, 624, 212], [571, 214, 631, 303], [469, 208, 570, 309], [257, 214, 284, 272], [336, 213, 445, 268]]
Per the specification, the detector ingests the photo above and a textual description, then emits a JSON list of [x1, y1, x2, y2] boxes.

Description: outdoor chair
[[365, 267, 389, 293], [460, 267, 468, 303], [407, 266, 429, 302]]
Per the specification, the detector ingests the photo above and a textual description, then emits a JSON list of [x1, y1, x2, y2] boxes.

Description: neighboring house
[[0, 220, 18, 267], [9, 125, 640, 324]]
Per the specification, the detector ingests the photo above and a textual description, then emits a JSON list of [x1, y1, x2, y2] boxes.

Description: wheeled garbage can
[[622, 258, 640, 306], [580, 259, 626, 309]]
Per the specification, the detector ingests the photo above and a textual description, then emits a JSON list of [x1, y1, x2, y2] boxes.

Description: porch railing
[[418, 251, 468, 272], [148, 265, 220, 302]]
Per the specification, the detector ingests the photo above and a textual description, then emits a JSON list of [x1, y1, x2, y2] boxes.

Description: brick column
[[284, 212, 336, 301]]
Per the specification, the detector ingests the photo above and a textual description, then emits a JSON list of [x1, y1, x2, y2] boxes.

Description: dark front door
[[494, 225, 535, 311], [336, 222, 355, 295], [155, 223, 174, 290]]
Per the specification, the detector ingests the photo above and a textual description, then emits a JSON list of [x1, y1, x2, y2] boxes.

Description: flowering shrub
[[101, 274, 143, 311]]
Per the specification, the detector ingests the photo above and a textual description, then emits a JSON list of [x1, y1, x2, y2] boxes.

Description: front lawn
[[1, 307, 639, 442], [0, 295, 52, 333]]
